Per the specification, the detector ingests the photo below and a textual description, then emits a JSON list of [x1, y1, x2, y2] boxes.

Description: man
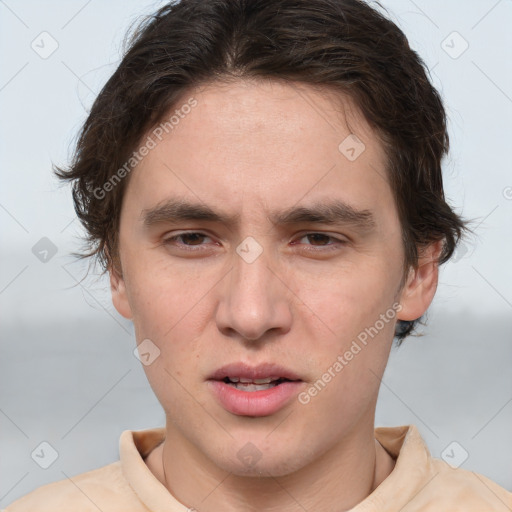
[[6, 0, 511, 510]]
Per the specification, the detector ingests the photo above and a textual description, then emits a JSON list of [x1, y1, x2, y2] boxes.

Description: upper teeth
[[228, 376, 280, 384]]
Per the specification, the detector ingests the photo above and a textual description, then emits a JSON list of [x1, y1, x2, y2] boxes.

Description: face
[[111, 79, 438, 477]]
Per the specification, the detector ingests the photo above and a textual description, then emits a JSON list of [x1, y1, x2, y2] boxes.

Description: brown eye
[[303, 233, 333, 246], [163, 232, 214, 250], [175, 233, 208, 246], [291, 233, 347, 254]]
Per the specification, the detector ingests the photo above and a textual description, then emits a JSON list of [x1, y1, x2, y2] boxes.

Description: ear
[[109, 264, 133, 320], [397, 241, 443, 322]]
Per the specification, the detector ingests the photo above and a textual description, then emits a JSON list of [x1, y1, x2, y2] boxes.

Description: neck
[[146, 421, 396, 511]]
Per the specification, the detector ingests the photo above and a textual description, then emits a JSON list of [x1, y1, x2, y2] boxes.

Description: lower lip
[[208, 380, 304, 416]]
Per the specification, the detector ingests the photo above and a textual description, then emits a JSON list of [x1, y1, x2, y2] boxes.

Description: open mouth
[[222, 376, 292, 391], [208, 364, 304, 416]]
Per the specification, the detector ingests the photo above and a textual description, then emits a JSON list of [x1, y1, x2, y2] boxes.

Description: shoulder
[[3, 461, 145, 512], [419, 459, 512, 510], [373, 424, 512, 511]]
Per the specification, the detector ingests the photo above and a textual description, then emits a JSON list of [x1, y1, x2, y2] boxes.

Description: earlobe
[[109, 266, 133, 320], [397, 241, 443, 322]]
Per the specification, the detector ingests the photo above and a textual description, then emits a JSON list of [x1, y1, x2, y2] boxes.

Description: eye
[[293, 233, 346, 251], [162, 231, 346, 254], [163, 232, 214, 251]]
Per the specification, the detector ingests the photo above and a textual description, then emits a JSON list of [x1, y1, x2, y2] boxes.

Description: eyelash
[[162, 232, 346, 253]]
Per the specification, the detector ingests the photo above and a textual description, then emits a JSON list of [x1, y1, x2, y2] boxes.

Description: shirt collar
[[120, 424, 431, 511]]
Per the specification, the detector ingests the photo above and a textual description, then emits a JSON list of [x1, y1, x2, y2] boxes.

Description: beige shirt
[[5, 424, 511, 511]]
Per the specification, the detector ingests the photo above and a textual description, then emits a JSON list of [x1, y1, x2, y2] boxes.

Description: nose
[[215, 246, 292, 342]]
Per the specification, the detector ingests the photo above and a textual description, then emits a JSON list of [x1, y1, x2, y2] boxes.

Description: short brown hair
[[55, 0, 466, 341]]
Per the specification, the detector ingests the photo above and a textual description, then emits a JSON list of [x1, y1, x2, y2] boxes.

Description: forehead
[[124, 79, 395, 228]]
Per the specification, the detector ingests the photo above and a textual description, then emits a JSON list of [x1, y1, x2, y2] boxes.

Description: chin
[[209, 443, 314, 478]]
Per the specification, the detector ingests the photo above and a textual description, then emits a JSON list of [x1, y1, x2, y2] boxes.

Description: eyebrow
[[142, 197, 375, 231]]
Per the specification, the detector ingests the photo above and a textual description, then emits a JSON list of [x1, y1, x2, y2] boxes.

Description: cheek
[[297, 299, 396, 437], [290, 260, 399, 407], [125, 254, 205, 336], [293, 260, 400, 343], [124, 257, 218, 394], [126, 264, 208, 411]]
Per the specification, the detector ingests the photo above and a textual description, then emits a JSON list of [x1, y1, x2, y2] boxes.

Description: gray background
[[1, 0, 511, 507]]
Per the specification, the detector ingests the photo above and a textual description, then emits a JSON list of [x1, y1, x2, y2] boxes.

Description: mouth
[[221, 376, 295, 392], [207, 362, 304, 416]]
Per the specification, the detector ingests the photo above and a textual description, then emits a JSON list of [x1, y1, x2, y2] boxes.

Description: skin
[[110, 79, 441, 512]]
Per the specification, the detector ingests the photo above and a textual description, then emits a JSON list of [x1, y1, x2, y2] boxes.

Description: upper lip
[[209, 362, 302, 381]]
